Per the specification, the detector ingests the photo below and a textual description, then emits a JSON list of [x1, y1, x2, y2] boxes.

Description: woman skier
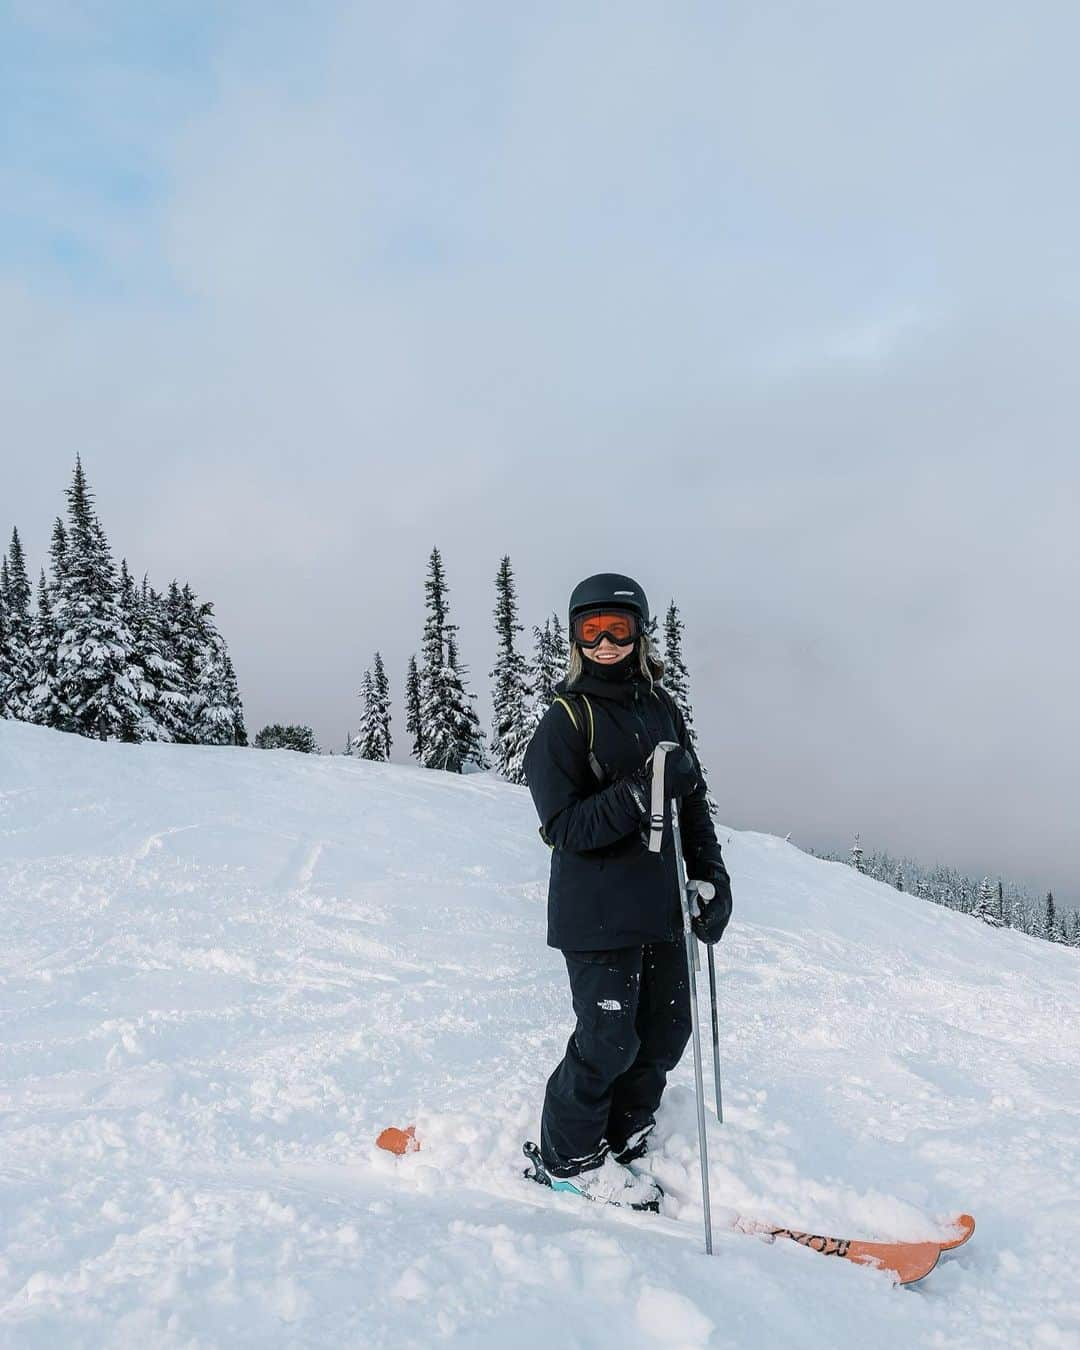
[[522, 573, 732, 1208]]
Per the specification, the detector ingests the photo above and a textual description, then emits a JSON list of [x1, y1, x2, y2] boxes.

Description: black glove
[[627, 744, 699, 804], [689, 859, 732, 945]]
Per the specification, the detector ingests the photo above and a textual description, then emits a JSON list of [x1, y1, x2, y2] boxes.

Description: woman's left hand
[[689, 862, 732, 945]]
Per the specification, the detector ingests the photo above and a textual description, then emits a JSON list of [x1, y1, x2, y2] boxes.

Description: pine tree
[[1043, 891, 1056, 942], [26, 570, 64, 728], [372, 651, 392, 759], [894, 863, 905, 893], [115, 559, 157, 741], [662, 601, 691, 726], [24, 515, 73, 728], [142, 582, 189, 743], [530, 614, 568, 710], [254, 724, 318, 752], [191, 604, 240, 745], [52, 458, 143, 740], [418, 547, 487, 772], [0, 558, 9, 718], [973, 877, 1001, 926], [661, 598, 718, 813], [48, 516, 68, 599], [404, 654, 424, 761], [354, 655, 391, 762], [445, 632, 488, 771], [158, 581, 243, 746], [850, 833, 864, 873], [342, 731, 354, 757], [996, 880, 1006, 926], [489, 555, 532, 784], [221, 651, 247, 746], [2, 528, 35, 719], [164, 582, 206, 740], [354, 668, 376, 758]]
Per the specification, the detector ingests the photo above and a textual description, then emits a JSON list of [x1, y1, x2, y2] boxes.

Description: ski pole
[[707, 944, 724, 1124], [689, 879, 724, 1126], [647, 742, 713, 1256], [671, 791, 714, 1255]]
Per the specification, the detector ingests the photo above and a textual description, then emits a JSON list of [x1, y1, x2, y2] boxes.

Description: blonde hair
[[567, 636, 665, 691]]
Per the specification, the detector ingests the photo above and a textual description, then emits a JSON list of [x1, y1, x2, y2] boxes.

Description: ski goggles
[[572, 609, 639, 647]]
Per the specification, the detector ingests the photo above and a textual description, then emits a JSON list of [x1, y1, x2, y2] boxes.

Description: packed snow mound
[[1, 720, 1077, 1348]]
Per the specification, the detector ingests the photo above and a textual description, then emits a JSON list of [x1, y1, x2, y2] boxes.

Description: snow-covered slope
[[1, 722, 1077, 1348]]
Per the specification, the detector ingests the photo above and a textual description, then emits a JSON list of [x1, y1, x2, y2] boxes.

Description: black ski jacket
[[523, 660, 725, 950]]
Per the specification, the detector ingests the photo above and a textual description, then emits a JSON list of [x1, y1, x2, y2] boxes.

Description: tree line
[[0, 459, 245, 745], [12, 476, 1068, 952], [819, 835, 1080, 950]]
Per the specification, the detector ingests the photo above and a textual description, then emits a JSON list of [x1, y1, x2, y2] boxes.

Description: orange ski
[[377, 1124, 971, 1285], [734, 1213, 975, 1285], [939, 1213, 976, 1251], [376, 1123, 419, 1155], [752, 1223, 941, 1285]]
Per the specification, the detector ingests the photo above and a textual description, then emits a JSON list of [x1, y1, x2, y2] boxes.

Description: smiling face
[[582, 635, 635, 666]]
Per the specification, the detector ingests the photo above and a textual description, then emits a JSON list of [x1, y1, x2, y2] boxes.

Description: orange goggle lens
[[574, 611, 637, 646]]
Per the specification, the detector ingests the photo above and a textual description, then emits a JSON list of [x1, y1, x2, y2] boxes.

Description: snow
[[1, 719, 1078, 1348]]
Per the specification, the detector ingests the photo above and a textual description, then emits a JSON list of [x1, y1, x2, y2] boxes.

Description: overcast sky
[[3, 3, 1078, 904]]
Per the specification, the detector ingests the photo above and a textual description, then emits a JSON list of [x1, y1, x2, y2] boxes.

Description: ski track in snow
[[0, 721, 1078, 1348]]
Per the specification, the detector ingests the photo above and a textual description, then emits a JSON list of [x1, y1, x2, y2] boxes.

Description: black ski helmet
[[568, 573, 650, 632]]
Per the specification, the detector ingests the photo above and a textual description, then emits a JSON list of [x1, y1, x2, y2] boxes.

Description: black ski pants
[[540, 940, 692, 1175]]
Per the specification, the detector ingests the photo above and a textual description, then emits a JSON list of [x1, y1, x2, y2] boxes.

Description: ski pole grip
[[647, 741, 680, 853]]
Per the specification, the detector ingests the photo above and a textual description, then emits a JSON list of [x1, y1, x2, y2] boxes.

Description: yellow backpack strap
[[552, 696, 580, 734], [553, 692, 604, 783], [579, 694, 595, 750]]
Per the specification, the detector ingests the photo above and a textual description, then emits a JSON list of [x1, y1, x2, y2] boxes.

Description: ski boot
[[522, 1142, 662, 1212], [610, 1123, 654, 1167]]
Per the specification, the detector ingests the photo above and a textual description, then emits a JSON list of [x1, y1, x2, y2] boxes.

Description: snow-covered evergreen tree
[[372, 651, 391, 759], [114, 559, 158, 742], [2, 528, 35, 719], [973, 877, 1002, 926], [48, 516, 68, 599], [140, 582, 189, 742], [404, 654, 423, 762], [0, 558, 9, 718], [221, 651, 247, 746], [850, 834, 864, 873], [661, 598, 718, 814], [163, 582, 205, 741], [254, 724, 318, 752], [1043, 891, 1056, 942], [354, 654, 392, 761], [52, 458, 143, 741], [530, 614, 568, 709], [354, 669, 379, 761], [661, 601, 691, 725], [158, 582, 244, 746], [418, 547, 487, 773], [894, 863, 905, 893], [26, 570, 63, 728], [342, 731, 354, 757], [191, 609, 240, 746], [489, 555, 532, 784]]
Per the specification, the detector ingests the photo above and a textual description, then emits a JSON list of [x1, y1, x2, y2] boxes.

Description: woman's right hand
[[630, 744, 699, 802]]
